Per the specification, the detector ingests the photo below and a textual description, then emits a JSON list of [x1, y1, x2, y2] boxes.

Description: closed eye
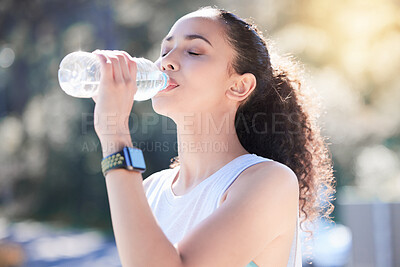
[[161, 51, 201, 57]]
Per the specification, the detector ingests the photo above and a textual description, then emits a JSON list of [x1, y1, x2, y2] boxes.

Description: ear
[[225, 73, 257, 102]]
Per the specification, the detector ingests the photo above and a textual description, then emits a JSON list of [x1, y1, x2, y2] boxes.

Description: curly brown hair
[[169, 6, 336, 233]]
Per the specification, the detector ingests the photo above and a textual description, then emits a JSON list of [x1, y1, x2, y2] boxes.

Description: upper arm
[[175, 161, 299, 267]]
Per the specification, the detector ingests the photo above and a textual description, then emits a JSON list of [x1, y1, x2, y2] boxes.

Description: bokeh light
[[0, 46, 15, 69]]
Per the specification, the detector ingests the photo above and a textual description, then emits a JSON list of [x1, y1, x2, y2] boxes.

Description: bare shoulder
[[227, 160, 299, 201], [253, 160, 299, 190], [223, 160, 299, 230]]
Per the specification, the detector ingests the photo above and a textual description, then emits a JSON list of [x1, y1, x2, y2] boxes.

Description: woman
[[92, 6, 335, 267]]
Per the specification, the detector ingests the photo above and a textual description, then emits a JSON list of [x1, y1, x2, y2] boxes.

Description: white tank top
[[144, 153, 302, 266]]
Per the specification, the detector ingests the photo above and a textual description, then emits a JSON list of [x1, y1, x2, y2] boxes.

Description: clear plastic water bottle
[[58, 51, 168, 101]]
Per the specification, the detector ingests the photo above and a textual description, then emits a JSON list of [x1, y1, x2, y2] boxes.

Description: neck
[[172, 110, 249, 195]]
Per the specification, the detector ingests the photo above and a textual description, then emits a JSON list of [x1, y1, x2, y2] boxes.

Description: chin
[[151, 96, 178, 118], [152, 97, 197, 125]]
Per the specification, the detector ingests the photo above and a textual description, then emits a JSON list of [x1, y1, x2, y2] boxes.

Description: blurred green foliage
[[0, 0, 399, 229]]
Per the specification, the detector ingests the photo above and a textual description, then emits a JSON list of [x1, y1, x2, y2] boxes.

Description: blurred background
[[0, 0, 399, 266]]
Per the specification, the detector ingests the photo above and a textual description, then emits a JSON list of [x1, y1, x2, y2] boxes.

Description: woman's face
[[152, 13, 238, 121]]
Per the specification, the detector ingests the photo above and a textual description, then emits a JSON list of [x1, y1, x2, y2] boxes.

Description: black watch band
[[101, 146, 146, 176]]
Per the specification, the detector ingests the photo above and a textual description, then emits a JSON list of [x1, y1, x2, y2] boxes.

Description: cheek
[[188, 79, 228, 111], [152, 59, 230, 114], [189, 60, 228, 94]]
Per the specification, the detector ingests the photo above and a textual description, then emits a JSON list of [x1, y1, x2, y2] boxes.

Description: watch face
[[124, 147, 146, 172]]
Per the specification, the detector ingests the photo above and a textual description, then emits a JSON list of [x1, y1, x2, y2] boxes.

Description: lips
[[160, 77, 179, 92]]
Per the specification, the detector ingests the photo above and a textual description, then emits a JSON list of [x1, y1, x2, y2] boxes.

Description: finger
[[103, 50, 124, 83], [120, 51, 138, 83], [114, 51, 131, 82], [93, 51, 113, 83], [120, 50, 134, 61], [92, 94, 98, 103]]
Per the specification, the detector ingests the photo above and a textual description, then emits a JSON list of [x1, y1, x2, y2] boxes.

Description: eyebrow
[[162, 34, 213, 47]]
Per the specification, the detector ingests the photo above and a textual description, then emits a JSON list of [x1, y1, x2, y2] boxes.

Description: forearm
[[102, 139, 182, 267]]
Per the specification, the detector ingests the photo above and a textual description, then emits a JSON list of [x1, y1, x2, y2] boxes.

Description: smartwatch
[[101, 146, 146, 176]]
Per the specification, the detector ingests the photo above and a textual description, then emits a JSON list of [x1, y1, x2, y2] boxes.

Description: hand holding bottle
[[91, 50, 137, 146], [57, 49, 169, 155]]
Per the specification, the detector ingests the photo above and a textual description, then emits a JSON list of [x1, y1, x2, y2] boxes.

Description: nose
[[159, 52, 180, 71], [163, 62, 176, 71]]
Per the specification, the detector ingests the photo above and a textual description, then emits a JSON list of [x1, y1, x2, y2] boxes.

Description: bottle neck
[[161, 72, 168, 90]]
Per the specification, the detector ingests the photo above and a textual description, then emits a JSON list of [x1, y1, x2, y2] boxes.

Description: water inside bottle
[[58, 52, 167, 100], [58, 56, 101, 98]]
